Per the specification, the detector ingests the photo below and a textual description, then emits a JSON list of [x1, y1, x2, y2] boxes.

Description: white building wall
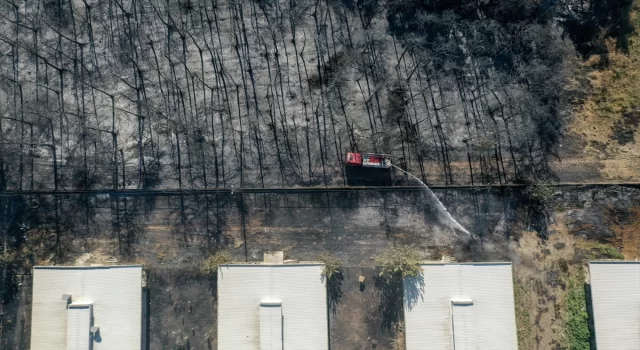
[[589, 262, 640, 350], [403, 263, 518, 350], [217, 264, 328, 350], [30, 266, 142, 350]]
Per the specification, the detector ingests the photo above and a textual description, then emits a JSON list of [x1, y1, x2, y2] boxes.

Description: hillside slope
[[559, 2, 640, 182], [0, 0, 602, 190]]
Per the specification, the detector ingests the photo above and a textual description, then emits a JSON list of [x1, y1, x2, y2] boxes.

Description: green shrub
[[593, 245, 625, 259], [318, 253, 343, 280], [565, 274, 591, 350], [375, 245, 422, 279], [525, 180, 555, 203], [581, 241, 624, 259], [201, 251, 233, 275]]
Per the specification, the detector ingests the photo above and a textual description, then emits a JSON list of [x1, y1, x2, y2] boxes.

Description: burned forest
[[0, 0, 595, 190]]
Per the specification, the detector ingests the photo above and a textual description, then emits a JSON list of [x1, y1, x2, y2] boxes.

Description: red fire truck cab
[[345, 152, 391, 168], [344, 152, 393, 186]]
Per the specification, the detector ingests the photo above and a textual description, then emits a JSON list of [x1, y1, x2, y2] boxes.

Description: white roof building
[[30, 265, 143, 350], [403, 263, 518, 350], [589, 261, 640, 350], [217, 259, 328, 350]]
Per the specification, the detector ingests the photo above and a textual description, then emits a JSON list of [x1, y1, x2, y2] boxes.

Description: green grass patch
[[514, 278, 533, 349], [565, 270, 591, 350], [580, 241, 625, 259]]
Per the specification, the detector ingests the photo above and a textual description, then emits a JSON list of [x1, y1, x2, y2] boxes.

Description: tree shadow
[[207, 273, 218, 300], [324, 271, 344, 315], [562, 0, 635, 57], [163, 193, 233, 254], [403, 274, 425, 311], [584, 283, 597, 350], [375, 274, 404, 331], [111, 196, 147, 256], [514, 189, 550, 239]]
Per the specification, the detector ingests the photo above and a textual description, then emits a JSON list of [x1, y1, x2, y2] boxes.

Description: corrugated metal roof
[[589, 261, 640, 350], [217, 264, 328, 350], [403, 263, 518, 350], [452, 303, 475, 350], [30, 265, 142, 350], [66, 304, 92, 350], [260, 302, 283, 350]]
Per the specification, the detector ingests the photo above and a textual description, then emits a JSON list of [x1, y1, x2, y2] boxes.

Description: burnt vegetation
[[0, 0, 632, 194]]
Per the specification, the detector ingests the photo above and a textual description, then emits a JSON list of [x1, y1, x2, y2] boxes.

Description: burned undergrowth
[[0, 186, 639, 349]]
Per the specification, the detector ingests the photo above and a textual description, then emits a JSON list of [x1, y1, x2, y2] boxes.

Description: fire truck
[[344, 152, 393, 186], [345, 153, 392, 168]]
